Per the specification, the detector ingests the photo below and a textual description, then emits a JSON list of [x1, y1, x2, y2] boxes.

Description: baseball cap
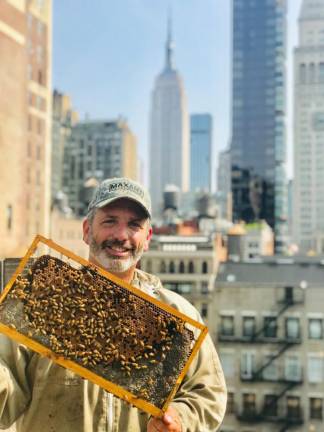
[[87, 177, 152, 218]]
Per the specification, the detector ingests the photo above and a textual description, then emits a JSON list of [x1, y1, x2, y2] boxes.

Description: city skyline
[[53, 0, 302, 187]]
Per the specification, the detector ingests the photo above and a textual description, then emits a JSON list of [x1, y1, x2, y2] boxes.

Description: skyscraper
[[0, 0, 52, 258], [190, 114, 212, 192], [52, 90, 79, 202], [293, 0, 324, 253], [63, 118, 138, 216], [230, 0, 288, 252], [149, 16, 189, 216]]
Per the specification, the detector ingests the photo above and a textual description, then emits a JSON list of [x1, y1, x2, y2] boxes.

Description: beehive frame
[[0, 235, 208, 417]]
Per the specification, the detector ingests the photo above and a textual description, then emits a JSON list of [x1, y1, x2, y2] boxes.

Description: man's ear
[[83, 218, 90, 245], [143, 226, 153, 252]]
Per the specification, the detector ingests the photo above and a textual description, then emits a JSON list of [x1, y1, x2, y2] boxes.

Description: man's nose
[[113, 223, 129, 241]]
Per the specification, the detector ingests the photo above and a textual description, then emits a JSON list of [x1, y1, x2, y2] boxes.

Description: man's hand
[[147, 406, 182, 432]]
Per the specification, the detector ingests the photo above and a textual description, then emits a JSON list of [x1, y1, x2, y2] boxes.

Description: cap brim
[[95, 196, 151, 218]]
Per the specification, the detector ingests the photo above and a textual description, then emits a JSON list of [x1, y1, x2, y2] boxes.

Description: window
[[26, 167, 31, 183], [300, 63, 306, 84], [202, 261, 208, 274], [308, 355, 323, 383], [169, 261, 175, 273], [241, 352, 255, 379], [226, 392, 235, 414], [308, 318, 323, 339], [38, 70, 43, 85], [179, 261, 185, 273], [160, 261, 166, 273], [36, 170, 41, 186], [320, 63, 324, 83], [285, 355, 301, 382], [177, 283, 192, 294], [284, 286, 294, 304], [310, 397, 323, 420], [263, 394, 278, 417], [188, 261, 194, 273], [163, 282, 176, 291], [37, 20, 44, 36], [242, 316, 256, 337], [7, 205, 12, 230], [263, 316, 277, 338], [163, 282, 193, 294], [242, 393, 256, 416], [285, 317, 300, 340], [286, 396, 301, 419], [36, 46, 44, 63], [36, 145, 41, 160], [263, 355, 278, 381], [28, 115, 32, 132], [309, 63, 316, 83], [27, 141, 32, 157], [220, 315, 234, 337], [201, 282, 208, 294], [201, 303, 208, 319], [220, 352, 235, 378]]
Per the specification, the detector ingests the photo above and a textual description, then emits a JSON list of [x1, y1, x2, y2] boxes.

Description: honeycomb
[[0, 236, 208, 416]]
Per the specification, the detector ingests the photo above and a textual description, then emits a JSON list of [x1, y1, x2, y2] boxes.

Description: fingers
[[147, 406, 182, 432]]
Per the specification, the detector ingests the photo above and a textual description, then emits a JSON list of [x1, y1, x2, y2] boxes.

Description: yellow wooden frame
[[0, 235, 208, 417]]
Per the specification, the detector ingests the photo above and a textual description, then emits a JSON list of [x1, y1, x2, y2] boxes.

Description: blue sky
[[53, 0, 302, 187]]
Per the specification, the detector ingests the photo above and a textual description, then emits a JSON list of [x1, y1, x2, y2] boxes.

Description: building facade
[[227, 221, 274, 261], [230, 0, 288, 253], [62, 118, 138, 216], [149, 18, 189, 216], [216, 258, 324, 432], [51, 90, 78, 203], [50, 207, 88, 259], [0, 0, 52, 258], [293, 0, 324, 253], [140, 234, 219, 322], [190, 114, 212, 192]]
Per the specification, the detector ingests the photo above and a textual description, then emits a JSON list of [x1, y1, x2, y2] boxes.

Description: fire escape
[[219, 286, 304, 431]]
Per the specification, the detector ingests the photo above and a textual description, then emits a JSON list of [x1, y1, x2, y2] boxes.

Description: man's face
[[83, 198, 152, 278]]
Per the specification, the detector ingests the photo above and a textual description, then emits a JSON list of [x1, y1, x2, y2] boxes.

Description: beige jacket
[[0, 269, 227, 432]]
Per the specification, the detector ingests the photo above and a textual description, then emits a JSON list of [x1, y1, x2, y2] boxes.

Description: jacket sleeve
[[170, 332, 227, 432], [0, 335, 32, 428]]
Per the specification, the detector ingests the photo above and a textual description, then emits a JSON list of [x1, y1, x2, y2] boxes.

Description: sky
[[53, 0, 303, 188]]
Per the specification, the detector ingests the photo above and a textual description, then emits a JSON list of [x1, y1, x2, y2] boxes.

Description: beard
[[89, 236, 145, 274]]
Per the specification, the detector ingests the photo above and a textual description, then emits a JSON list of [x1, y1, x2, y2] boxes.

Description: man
[[0, 177, 226, 431]]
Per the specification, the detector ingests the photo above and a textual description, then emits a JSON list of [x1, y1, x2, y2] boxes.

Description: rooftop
[[216, 259, 324, 287]]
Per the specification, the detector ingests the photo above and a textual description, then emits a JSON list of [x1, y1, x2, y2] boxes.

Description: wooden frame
[[0, 235, 208, 417]]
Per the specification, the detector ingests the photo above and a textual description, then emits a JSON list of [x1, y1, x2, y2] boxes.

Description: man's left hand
[[147, 406, 182, 432]]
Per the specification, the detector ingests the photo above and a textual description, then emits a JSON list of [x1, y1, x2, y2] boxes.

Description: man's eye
[[130, 221, 142, 228], [102, 220, 114, 225]]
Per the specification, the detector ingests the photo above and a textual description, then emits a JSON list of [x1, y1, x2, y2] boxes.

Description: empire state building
[[149, 18, 189, 216]]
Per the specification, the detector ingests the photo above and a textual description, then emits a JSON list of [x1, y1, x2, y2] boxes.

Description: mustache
[[100, 239, 132, 251]]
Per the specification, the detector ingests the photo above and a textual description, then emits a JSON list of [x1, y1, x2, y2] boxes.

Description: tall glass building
[[230, 0, 288, 252], [190, 114, 212, 192]]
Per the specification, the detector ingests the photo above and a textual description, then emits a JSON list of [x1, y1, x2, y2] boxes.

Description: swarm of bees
[[4, 255, 194, 407]]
